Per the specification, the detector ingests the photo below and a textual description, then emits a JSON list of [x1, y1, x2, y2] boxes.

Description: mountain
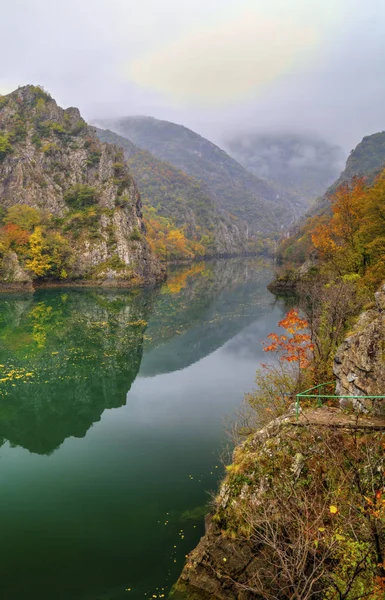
[[223, 132, 344, 204], [95, 128, 249, 258], [306, 130, 385, 218], [328, 131, 385, 191], [276, 130, 385, 267], [95, 116, 303, 234], [0, 86, 163, 290]]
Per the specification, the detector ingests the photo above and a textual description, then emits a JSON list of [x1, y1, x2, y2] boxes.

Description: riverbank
[[171, 407, 385, 599], [171, 283, 385, 599]]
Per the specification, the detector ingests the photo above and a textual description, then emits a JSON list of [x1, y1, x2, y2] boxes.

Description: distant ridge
[[96, 116, 304, 234]]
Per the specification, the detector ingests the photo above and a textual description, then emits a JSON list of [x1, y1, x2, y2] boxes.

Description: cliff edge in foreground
[[172, 288, 385, 599]]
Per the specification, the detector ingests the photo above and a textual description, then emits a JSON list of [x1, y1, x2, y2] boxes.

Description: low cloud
[[128, 9, 318, 107]]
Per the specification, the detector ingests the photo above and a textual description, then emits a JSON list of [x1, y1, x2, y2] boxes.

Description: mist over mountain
[[307, 130, 385, 218], [96, 116, 307, 234], [223, 132, 344, 203]]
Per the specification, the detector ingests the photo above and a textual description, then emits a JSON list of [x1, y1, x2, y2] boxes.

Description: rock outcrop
[[172, 412, 385, 599], [0, 85, 164, 289], [333, 284, 385, 415], [0, 251, 34, 291]]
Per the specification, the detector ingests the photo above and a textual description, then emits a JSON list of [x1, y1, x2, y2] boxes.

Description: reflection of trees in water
[[141, 258, 275, 376], [0, 289, 155, 455], [0, 260, 275, 453]]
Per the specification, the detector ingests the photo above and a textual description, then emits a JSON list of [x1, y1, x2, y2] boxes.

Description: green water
[[0, 259, 286, 600]]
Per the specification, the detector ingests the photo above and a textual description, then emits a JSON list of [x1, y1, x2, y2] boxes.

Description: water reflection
[[0, 289, 154, 454], [142, 258, 274, 376], [0, 259, 287, 600], [0, 259, 276, 455]]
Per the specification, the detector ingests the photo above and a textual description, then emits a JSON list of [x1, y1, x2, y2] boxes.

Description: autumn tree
[[3, 204, 41, 231], [243, 310, 314, 426], [1, 223, 30, 252], [263, 309, 313, 369], [311, 178, 366, 276], [297, 278, 360, 383], [26, 226, 51, 277]]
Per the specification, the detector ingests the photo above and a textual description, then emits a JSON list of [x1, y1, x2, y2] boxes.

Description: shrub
[[70, 119, 87, 135], [86, 150, 101, 167], [0, 134, 12, 160], [64, 185, 98, 210], [10, 118, 27, 143], [113, 162, 126, 177], [130, 227, 142, 241], [4, 205, 41, 231], [49, 122, 66, 134]]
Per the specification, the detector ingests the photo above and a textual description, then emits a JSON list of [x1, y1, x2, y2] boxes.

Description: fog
[[1, 0, 385, 152]]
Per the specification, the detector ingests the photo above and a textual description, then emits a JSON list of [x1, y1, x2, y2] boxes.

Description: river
[[0, 258, 287, 600]]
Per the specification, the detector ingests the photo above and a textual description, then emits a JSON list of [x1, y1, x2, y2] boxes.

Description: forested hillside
[[95, 128, 251, 260], [277, 131, 385, 267], [97, 116, 303, 233]]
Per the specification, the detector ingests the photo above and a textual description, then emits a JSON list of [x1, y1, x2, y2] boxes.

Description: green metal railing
[[295, 382, 385, 421]]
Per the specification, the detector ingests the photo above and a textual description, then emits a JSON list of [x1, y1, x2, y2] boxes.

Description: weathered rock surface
[[1, 251, 33, 291], [0, 85, 164, 289], [333, 284, 385, 415], [171, 410, 385, 599]]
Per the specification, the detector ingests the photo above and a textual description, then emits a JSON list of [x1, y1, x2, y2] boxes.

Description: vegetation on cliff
[[276, 170, 385, 293], [0, 85, 163, 288], [173, 418, 385, 600]]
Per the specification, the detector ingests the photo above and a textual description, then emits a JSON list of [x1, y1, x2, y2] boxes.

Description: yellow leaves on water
[[126, 320, 148, 327], [0, 368, 35, 385]]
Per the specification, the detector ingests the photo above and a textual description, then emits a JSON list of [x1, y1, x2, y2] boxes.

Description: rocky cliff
[[0, 85, 164, 289], [334, 284, 385, 415], [172, 286, 385, 599], [171, 414, 385, 599]]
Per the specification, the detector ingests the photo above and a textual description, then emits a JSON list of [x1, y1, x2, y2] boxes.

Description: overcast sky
[[1, 0, 385, 151]]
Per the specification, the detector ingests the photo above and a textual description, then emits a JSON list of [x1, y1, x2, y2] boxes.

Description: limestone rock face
[[333, 284, 385, 415], [0, 251, 34, 291], [0, 85, 164, 287]]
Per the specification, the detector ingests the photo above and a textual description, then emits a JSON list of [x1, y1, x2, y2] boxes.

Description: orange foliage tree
[[311, 177, 366, 274], [263, 309, 314, 369], [1, 223, 30, 252]]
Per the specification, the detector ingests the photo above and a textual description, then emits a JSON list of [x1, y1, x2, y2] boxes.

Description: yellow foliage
[[143, 206, 206, 261], [26, 226, 51, 277], [162, 263, 206, 294]]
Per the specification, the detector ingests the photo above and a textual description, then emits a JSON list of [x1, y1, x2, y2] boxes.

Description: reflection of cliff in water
[[140, 258, 274, 377], [0, 289, 155, 455]]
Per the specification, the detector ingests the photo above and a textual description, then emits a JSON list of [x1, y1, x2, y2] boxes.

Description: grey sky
[[1, 0, 385, 151]]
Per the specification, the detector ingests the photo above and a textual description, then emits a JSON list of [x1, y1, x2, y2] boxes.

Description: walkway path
[[291, 406, 385, 430]]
